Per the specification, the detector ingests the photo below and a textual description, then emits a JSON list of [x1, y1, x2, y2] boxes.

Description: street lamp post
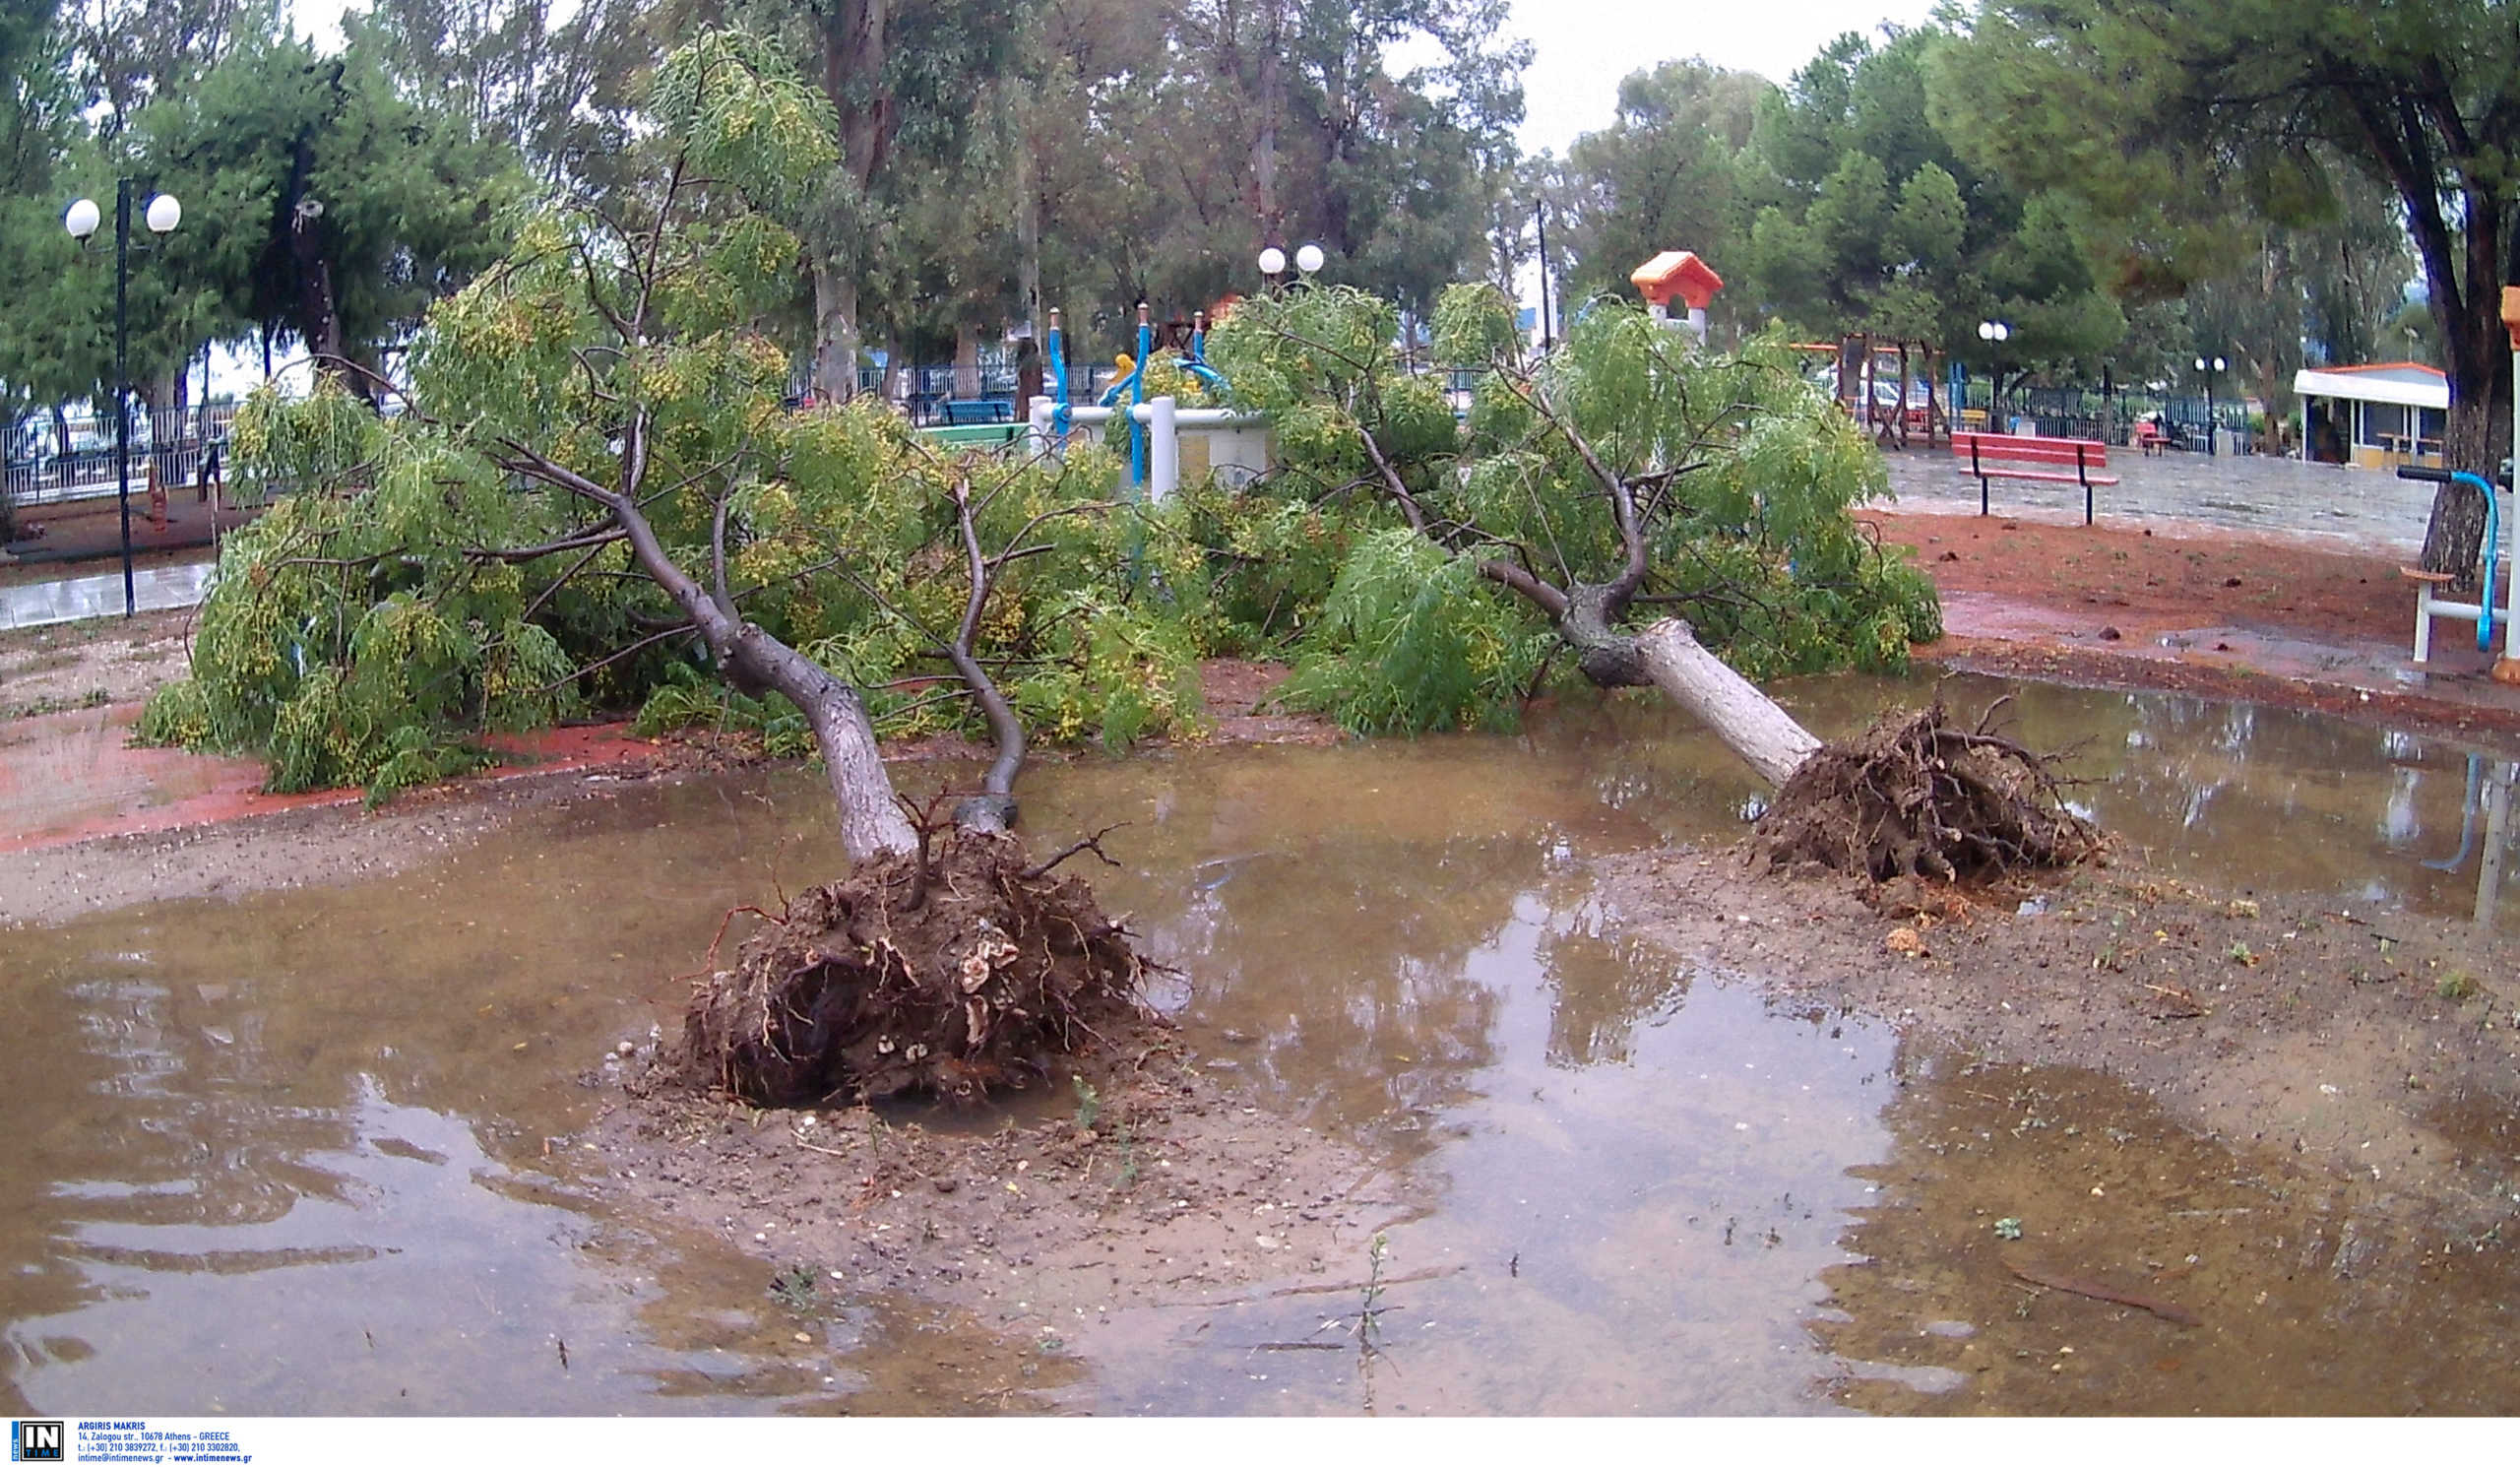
[[1977, 320, 2011, 429], [1256, 242, 1324, 289], [65, 181, 181, 617], [1534, 199, 1553, 352], [2195, 354, 2227, 456]]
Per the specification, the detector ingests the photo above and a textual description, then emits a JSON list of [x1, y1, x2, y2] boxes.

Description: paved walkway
[[1885, 447, 2439, 556], [0, 560, 215, 631]]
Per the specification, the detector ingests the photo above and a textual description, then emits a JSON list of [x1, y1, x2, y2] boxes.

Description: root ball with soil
[[1753, 696, 2100, 882], [674, 830, 1159, 1107]]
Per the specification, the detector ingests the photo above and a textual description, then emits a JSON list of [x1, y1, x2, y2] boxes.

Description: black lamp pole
[[1534, 198, 1553, 352], [112, 178, 135, 617]]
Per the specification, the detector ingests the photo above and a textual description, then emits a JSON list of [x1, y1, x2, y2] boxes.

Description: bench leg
[[2415, 583, 2434, 665]]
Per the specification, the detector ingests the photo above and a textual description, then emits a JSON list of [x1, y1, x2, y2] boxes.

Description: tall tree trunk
[[2421, 187, 2512, 590], [1253, 1, 1282, 250], [812, 263, 859, 401], [2427, 325, 2507, 593], [814, 0, 890, 402], [1015, 124, 1041, 346], [954, 323, 981, 398]]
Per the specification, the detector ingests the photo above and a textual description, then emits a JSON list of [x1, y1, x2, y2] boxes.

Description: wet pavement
[[4, 679, 2517, 1414], [0, 705, 662, 854], [0, 561, 213, 632], [1884, 445, 2447, 555]]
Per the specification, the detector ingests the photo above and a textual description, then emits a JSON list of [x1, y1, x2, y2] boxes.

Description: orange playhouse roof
[[2314, 360, 2442, 377], [1630, 251, 1725, 310]]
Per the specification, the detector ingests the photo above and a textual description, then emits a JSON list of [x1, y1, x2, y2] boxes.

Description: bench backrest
[[942, 399, 1014, 425], [1949, 432, 2108, 467]]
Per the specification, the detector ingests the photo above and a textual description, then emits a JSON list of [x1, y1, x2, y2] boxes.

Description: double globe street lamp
[[1977, 319, 2011, 429], [1257, 241, 1326, 287], [2194, 354, 2228, 456], [65, 183, 182, 616]]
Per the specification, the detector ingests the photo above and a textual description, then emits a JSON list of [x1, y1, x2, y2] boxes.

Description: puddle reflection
[[2, 670, 2517, 1413]]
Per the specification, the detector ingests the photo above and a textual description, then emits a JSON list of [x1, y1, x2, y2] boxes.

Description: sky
[[1505, 0, 1947, 155]]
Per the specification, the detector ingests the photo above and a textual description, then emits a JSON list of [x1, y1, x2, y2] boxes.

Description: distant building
[[2289, 361, 2445, 469]]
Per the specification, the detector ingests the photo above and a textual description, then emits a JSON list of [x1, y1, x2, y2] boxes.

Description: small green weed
[[770, 1262, 818, 1310], [2437, 971, 2481, 1002]]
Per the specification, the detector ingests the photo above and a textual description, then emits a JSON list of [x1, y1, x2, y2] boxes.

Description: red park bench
[[1948, 431, 2117, 526]]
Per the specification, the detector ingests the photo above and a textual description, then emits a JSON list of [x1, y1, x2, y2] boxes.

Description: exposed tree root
[[1752, 695, 2101, 882], [673, 830, 1160, 1107]]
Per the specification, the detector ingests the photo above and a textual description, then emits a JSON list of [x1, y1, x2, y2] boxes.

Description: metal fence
[[1953, 385, 2258, 452], [828, 362, 1131, 426], [5, 403, 247, 524]]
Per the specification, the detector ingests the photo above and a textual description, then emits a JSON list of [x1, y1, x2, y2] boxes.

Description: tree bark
[[727, 623, 920, 860], [1252, 0, 1283, 251], [2430, 388, 2498, 593], [504, 440, 917, 861], [1635, 619, 1822, 789], [954, 323, 982, 398], [813, 0, 890, 401], [1015, 122, 1041, 347], [1480, 564, 1824, 791], [812, 264, 859, 401]]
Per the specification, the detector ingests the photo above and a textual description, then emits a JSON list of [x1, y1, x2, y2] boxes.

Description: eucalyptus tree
[[348, 0, 656, 197]]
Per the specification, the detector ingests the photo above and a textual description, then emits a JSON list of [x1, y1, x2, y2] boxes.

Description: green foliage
[[1277, 530, 1549, 734], [143, 30, 1234, 800], [136, 415, 582, 796], [1009, 590, 1207, 751], [135, 26, 525, 379], [1212, 280, 1943, 734]]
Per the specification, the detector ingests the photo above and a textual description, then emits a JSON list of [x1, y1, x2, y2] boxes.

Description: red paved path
[[0, 706, 662, 854]]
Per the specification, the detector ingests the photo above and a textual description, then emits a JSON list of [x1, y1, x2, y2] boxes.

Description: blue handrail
[[2400, 466, 2501, 650]]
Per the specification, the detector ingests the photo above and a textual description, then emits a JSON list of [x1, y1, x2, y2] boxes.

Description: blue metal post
[[1046, 307, 1070, 438], [1130, 301, 1151, 497]]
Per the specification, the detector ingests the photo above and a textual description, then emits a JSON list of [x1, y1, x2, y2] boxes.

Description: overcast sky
[[1507, 0, 1946, 155]]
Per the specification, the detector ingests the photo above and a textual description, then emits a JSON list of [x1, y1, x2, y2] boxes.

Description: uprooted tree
[[1205, 282, 2097, 880], [139, 32, 1195, 1106]]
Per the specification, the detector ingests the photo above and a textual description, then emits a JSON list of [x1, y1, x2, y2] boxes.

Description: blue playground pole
[[1046, 307, 1070, 438], [1130, 301, 1152, 497], [1178, 309, 1228, 396]]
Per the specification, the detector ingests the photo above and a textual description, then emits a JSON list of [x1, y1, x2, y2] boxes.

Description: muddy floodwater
[[2, 672, 2516, 1414]]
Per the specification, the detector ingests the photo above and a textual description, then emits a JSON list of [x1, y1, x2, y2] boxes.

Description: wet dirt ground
[[3, 676, 2517, 1414]]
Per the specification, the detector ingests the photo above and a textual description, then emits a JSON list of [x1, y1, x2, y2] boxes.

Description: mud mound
[[1753, 697, 2100, 882], [676, 831, 1156, 1106]]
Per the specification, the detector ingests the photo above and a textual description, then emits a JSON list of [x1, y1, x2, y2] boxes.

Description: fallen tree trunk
[[1635, 618, 1822, 788]]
